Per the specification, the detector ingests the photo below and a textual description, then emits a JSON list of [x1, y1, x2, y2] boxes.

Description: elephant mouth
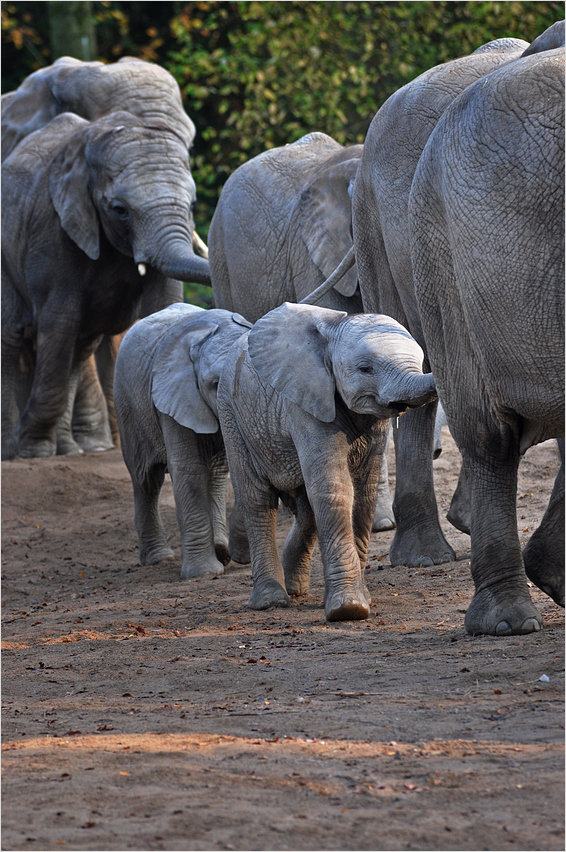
[[353, 395, 409, 418]]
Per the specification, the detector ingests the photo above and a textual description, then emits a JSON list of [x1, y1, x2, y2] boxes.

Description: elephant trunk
[[136, 238, 211, 285], [385, 372, 437, 410]]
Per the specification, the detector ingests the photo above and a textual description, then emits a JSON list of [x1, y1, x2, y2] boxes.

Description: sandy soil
[[1, 429, 564, 851]]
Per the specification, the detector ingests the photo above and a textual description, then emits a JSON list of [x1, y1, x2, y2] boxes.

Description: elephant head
[[150, 306, 252, 432], [1, 56, 195, 162], [247, 302, 436, 422], [47, 111, 210, 283]]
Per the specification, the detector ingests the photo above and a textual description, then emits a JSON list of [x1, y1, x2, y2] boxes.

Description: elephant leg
[[13, 312, 81, 458], [54, 362, 87, 456], [94, 333, 125, 447], [1, 336, 26, 460], [281, 489, 318, 596], [228, 498, 250, 564], [302, 452, 370, 622], [389, 403, 456, 567], [523, 441, 565, 607], [243, 484, 290, 609], [464, 447, 542, 636], [207, 450, 231, 567], [72, 350, 114, 452], [447, 463, 471, 534], [163, 425, 226, 580], [132, 463, 174, 566], [372, 422, 395, 531]]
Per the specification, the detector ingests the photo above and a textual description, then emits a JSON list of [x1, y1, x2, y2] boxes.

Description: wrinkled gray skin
[[409, 48, 565, 635], [114, 303, 252, 579], [347, 36, 540, 568], [1, 55, 195, 161], [209, 132, 395, 532], [1, 110, 210, 460], [217, 302, 437, 622], [1, 56, 205, 452]]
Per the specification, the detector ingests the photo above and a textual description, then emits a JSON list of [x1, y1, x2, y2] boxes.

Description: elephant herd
[[2, 22, 564, 635]]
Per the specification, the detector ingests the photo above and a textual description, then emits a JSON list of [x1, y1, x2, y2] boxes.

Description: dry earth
[[1, 430, 564, 851]]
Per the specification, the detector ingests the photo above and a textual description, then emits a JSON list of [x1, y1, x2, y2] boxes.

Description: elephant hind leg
[[133, 463, 174, 566], [282, 489, 318, 596], [523, 443, 565, 607]]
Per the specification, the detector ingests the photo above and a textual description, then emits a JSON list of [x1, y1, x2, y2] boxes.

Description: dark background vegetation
[[2, 1, 563, 305]]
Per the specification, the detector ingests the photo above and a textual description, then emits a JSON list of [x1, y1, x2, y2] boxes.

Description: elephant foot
[[464, 588, 543, 636], [523, 539, 565, 607], [389, 524, 456, 568], [14, 430, 57, 458], [180, 555, 225, 579], [325, 587, 371, 622], [228, 542, 251, 564], [215, 542, 232, 567], [372, 499, 396, 532], [139, 542, 175, 566], [248, 579, 291, 610], [74, 433, 115, 453], [285, 578, 310, 596]]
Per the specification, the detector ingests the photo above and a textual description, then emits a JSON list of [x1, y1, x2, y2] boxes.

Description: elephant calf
[[217, 302, 437, 622], [114, 303, 251, 579]]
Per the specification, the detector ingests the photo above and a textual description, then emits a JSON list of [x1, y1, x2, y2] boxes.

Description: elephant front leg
[[390, 403, 456, 567], [281, 490, 318, 596], [13, 311, 81, 458], [464, 450, 542, 636], [304, 457, 370, 622]]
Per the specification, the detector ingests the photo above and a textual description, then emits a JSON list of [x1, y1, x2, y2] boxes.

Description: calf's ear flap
[[247, 302, 346, 423], [152, 319, 220, 433]]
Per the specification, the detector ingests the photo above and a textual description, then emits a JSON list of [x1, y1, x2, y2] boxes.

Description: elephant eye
[[111, 202, 128, 219], [359, 364, 373, 374]]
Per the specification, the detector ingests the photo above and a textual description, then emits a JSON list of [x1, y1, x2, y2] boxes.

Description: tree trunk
[[47, 1, 96, 61]]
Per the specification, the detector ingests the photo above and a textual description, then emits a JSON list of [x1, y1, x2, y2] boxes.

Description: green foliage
[[165, 1, 564, 235], [2, 0, 563, 241]]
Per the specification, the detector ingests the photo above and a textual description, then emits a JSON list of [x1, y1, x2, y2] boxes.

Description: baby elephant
[[217, 302, 437, 622], [114, 303, 251, 578]]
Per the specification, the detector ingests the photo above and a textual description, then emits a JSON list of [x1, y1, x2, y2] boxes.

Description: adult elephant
[[307, 36, 543, 568], [1, 110, 210, 460], [209, 132, 363, 320], [209, 132, 395, 530], [409, 48, 564, 635], [2, 56, 207, 450]]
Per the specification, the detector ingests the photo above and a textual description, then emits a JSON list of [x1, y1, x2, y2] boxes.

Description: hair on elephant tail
[[299, 246, 356, 305]]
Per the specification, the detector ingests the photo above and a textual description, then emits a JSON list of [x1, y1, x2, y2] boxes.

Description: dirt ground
[[1, 429, 564, 852]]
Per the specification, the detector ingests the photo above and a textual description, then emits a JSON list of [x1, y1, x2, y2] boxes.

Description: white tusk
[[137, 263, 146, 276]]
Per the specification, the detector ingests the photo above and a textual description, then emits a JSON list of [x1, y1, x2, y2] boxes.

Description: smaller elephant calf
[[114, 303, 251, 579], [217, 302, 437, 622]]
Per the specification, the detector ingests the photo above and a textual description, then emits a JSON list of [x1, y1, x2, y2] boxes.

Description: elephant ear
[[247, 302, 347, 423], [151, 318, 220, 433], [48, 116, 100, 260], [299, 157, 359, 297]]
